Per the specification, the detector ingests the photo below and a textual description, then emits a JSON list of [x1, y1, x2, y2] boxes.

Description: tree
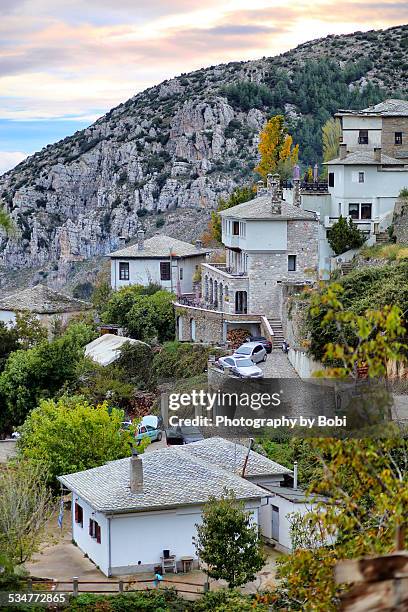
[[194, 490, 265, 588], [0, 322, 18, 372], [0, 323, 96, 434], [327, 215, 366, 255], [17, 397, 136, 485], [309, 282, 407, 378], [92, 278, 112, 314], [322, 117, 342, 163], [0, 461, 55, 568], [0, 204, 13, 234], [255, 115, 299, 180], [205, 186, 255, 244], [14, 311, 47, 349]]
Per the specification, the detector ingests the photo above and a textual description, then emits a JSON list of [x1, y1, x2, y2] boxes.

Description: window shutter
[[74, 503, 78, 522], [96, 524, 101, 544], [89, 519, 93, 537]]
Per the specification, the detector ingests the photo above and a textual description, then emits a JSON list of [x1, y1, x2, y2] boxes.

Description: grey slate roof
[[0, 284, 92, 314], [337, 99, 408, 117], [109, 235, 209, 259], [178, 437, 292, 478], [264, 485, 328, 504], [58, 438, 290, 514], [219, 194, 316, 221], [325, 150, 405, 166]]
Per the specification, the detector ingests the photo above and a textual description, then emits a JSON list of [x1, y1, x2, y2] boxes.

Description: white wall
[[246, 220, 287, 251], [288, 348, 323, 379], [342, 116, 382, 150], [0, 310, 16, 326], [111, 255, 205, 293], [259, 495, 312, 552], [72, 494, 109, 576]]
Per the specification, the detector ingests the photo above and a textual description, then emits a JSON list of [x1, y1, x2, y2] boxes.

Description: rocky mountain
[[0, 24, 407, 291]]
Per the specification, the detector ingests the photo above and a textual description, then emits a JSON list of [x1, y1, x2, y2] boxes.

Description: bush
[[327, 215, 366, 255], [66, 588, 188, 612], [153, 342, 219, 381]]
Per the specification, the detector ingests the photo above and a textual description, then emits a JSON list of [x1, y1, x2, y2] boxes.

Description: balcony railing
[[281, 180, 328, 193]]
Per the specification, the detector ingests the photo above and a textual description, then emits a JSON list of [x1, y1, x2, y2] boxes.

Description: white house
[[108, 232, 209, 294], [57, 436, 336, 577], [0, 284, 92, 336]]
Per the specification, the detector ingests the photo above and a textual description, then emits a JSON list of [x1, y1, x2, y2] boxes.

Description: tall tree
[[322, 117, 342, 164], [255, 115, 299, 180], [0, 461, 55, 568], [194, 490, 265, 588]]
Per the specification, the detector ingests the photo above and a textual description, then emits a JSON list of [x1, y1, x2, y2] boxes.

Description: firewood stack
[[227, 328, 250, 350]]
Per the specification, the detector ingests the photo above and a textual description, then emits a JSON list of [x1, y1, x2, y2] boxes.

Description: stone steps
[[268, 319, 285, 347], [376, 232, 390, 244]]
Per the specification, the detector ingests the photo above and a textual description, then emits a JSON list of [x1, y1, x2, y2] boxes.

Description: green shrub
[[152, 342, 222, 380], [327, 216, 366, 255]]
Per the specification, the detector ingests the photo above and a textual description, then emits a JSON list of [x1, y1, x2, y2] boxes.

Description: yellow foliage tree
[[255, 115, 299, 180]]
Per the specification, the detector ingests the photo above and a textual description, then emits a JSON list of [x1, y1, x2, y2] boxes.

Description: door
[[271, 505, 280, 541]]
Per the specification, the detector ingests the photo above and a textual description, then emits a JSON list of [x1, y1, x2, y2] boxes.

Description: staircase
[[375, 232, 390, 245], [268, 318, 285, 349], [340, 261, 354, 275]]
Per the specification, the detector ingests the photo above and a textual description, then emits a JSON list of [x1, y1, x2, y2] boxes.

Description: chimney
[[271, 173, 282, 214], [293, 461, 298, 490], [195, 239, 202, 250], [374, 147, 381, 163], [339, 143, 347, 160], [118, 236, 126, 247], [293, 178, 301, 207], [130, 449, 143, 493], [137, 230, 145, 250]]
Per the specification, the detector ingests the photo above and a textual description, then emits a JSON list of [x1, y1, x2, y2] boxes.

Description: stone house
[[108, 232, 209, 295], [0, 284, 92, 336], [175, 176, 319, 344]]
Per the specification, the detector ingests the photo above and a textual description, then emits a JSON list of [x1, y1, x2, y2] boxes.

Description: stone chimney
[[130, 449, 143, 493], [293, 178, 301, 207], [195, 239, 202, 250], [118, 236, 126, 247], [137, 230, 145, 251], [339, 143, 347, 160], [270, 173, 282, 214], [374, 147, 382, 163]]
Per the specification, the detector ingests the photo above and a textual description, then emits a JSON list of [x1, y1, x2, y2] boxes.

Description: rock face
[[0, 24, 407, 289]]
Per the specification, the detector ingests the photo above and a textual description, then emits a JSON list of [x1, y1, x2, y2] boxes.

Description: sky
[[0, 0, 407, 174]]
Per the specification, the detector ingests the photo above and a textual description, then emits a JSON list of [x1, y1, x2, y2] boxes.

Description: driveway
[[260, 349, 298, 378]]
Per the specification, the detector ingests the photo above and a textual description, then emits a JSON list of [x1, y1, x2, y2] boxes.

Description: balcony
[[201, 263, 249, 314]]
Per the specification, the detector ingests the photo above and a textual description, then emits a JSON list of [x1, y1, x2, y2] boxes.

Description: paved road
[[260, 349, 298, 378]]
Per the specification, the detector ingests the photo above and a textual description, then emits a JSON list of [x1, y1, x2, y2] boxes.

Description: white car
[[233, 342, 267, 364], [218, 356, 264, 379]]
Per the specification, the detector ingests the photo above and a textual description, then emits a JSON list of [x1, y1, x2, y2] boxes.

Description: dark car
[[247, 335, 272, 353], [165, 425, 204, 445]]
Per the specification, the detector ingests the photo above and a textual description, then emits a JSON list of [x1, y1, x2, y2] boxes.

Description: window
[[328, 172, 334, 187], [361, 203, 372, 219], [348, 203, 359, 219], [395, 132, 403, 145], [358, 130, 368, 144], [232, 221, 240, 236], [358, 172, 365, 183], [89, 519, 101, 543], [74, 503, 83, 527], [179, 267, 183, 280], [119, 262, 129, 281], [288, 255, 296, 272], [160, 261, 171, 281]]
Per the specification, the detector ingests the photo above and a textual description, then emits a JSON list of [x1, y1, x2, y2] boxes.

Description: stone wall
[[381, 117, 408, 159], [247, 219, 318, 318], [392, 196, 408, 244]]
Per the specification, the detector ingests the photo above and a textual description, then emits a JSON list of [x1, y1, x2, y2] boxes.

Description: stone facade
[[391, 196, 408, 244], [381, 117, 408, 160], [246, 219, 318, 317]]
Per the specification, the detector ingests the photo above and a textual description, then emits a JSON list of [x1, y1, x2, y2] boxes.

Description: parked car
[[165, 425, 204, 445], [246, 335, 272, 353], [218, 355, 264, 378], [135, 415, 163, 443], [233, 342, 267, 364]]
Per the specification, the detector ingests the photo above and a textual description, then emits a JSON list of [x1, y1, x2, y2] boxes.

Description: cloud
[[0, 0, 406, 146], [0, 151, 28, 176]]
